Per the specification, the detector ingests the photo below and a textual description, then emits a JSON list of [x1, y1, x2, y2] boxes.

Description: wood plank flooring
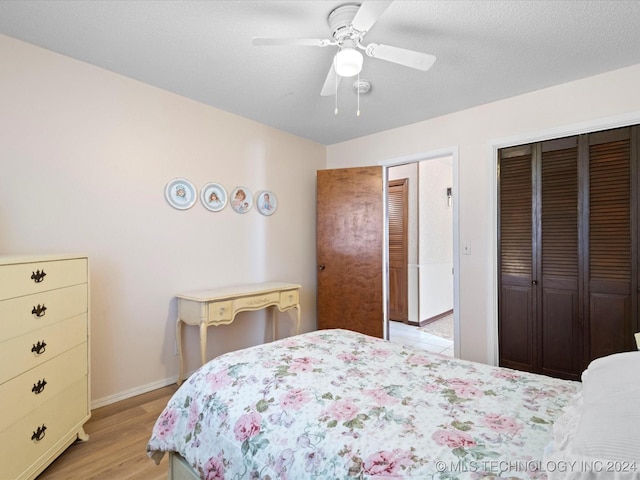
[[37, 384, 178, 480]]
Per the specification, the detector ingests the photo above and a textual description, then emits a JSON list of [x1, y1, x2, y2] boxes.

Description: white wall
[[0, 34, 325, 406], [327, 63, 640, 365]]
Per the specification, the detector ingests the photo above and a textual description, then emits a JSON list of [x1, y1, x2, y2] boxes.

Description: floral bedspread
[[147, 329, 580, 479]]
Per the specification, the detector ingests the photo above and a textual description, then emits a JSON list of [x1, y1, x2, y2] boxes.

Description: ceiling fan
[[252, 1, 436, 97]]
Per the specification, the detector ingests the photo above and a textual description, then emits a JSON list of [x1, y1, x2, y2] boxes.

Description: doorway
[[387, 156, 455, 356]]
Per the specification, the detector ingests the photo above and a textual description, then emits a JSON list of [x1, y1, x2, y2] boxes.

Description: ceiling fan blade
[[351, 0, 394, 32], [252, 37, 331, 47], [320, 61, 341, 96], [366, 43, 436, 71]]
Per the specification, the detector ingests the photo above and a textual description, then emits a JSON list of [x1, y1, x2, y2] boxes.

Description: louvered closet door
[[586, 128, 637, 360], [498, 145, 536, 373], [388, 179, 408, 322], [540, 137, 580, 379], [499, 126, 639, 380]]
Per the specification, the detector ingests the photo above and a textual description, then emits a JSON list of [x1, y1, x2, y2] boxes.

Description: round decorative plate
[[200, 182, 228, 212], [230, 186, 253, 213], [164, 178, 197, 210], [256, 190, 277, 216]]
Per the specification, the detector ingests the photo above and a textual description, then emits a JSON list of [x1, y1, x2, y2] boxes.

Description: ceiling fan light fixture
[[334, 47, 363, 77]]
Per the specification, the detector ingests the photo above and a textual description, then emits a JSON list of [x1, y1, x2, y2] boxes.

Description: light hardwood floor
[[37, 384, 178, 480]]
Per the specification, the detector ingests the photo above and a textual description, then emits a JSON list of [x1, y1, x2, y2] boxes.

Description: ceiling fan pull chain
[[356, 71, 361, 116], [334, 55, 339, 115]]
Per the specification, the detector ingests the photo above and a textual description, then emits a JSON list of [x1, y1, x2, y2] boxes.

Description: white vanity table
[[175, 282, 301, 384]]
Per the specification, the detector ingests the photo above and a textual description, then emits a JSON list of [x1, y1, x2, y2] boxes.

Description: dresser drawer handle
[[31, 304, 47, 317], [32, 379, 47, 395], [30, 269, 47, 283], [31, 340, 47, 355], [31, 424, 47, 442], [219, 307, 225, 315]]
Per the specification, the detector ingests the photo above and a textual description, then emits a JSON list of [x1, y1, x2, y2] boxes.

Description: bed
[[147, 328, 640, 479]]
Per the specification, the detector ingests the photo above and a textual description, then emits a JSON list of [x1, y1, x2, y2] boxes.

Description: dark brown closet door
[[540, 137, 580, 380], [498, 145, 536, 373], [586, 128, 636, 360], [499, 126, 639, 380]]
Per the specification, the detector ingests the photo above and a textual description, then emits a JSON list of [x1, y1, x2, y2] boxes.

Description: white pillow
[[544, 352, 640, 479], [581, 351, 640, 402], [573, 351, 640, 463]]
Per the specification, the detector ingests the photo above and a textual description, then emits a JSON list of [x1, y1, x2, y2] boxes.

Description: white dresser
[[0, 254, 90, 480]]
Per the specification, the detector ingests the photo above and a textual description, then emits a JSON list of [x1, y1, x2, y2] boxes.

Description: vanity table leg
[[272, 306, 277, 341], [200, 321, 208, 366], [295, 305, 301, 335], [176, 318, 184, 386]]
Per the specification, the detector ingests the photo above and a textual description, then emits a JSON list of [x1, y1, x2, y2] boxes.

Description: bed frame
[[168, 453, 199, 480]]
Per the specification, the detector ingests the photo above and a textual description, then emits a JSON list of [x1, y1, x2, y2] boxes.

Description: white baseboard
[[91, 373, 190, 409]]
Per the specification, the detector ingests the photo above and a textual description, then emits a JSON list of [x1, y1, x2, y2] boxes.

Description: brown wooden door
[[316, 166, 384, 338], [388, 179, 408, 322], [540, 137, 581, 380], [498, 144, 536, 373], [586, 128, 637, 360]]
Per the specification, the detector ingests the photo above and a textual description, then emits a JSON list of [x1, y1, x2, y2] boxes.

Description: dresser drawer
[[208, 300, 233, 323], [0, 379, 88, 480], [234, 292, 279, 311], [0, 258, 87, 301], [0, 284, 88, 343], [0, 343, 87, 431], [279, 290, 299, 309], [0, 314, 87, 385]]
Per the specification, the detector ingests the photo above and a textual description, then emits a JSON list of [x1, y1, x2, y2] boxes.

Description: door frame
[[380, 146, 460, 357], [490, 111, 640, 366]]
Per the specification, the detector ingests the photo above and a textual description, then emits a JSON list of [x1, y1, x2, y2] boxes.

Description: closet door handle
[[318, 264, 326, 271], [531, 280, 538, 285]]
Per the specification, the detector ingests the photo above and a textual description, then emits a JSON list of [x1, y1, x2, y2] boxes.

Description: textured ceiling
[[1, 0, 640, 145]]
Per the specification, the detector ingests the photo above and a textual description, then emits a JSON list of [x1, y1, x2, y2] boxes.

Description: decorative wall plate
[[230, 186, 253, 213], [200, 182, 228, 212], [256, 190, 277, 216], [164, 178, 197, 210]]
